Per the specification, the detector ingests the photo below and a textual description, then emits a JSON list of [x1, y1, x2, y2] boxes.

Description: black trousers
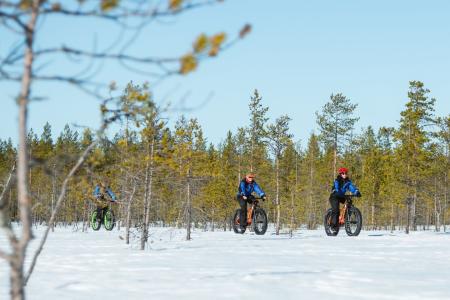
[[329, 193, 345, 228], [96, 206, 108, 220], [236, 195, 255, 226]]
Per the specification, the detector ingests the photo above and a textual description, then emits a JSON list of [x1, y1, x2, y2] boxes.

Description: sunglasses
[[340, 173, 348, 175]]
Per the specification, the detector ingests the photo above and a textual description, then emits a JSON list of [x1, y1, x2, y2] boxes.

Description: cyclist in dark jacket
[[236, 173, 266, 229], [329, 167, 361, 232]]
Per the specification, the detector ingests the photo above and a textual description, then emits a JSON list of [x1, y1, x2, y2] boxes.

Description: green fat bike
[[90, 201, 116, 231]]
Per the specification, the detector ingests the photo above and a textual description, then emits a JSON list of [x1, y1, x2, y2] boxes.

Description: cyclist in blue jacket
[[236, 173, 266, 230], [93, 181, 116, 221], [329, 167, 361, 233]]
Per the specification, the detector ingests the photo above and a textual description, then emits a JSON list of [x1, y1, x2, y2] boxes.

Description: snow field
[[1, 226, 450, 300]]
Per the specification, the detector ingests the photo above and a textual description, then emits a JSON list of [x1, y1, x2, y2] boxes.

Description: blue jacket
[[332, 178, 359, 197], [93, 185, 116, 201], [237, 179, 265, 198]]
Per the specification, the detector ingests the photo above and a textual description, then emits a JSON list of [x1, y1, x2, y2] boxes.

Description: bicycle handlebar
[[241, 196, 265, 200], [92, 196, 119, 204], [344, 194, 361, 198]]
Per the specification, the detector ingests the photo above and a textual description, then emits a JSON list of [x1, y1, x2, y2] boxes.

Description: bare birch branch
[[24, 138, 99, 285]]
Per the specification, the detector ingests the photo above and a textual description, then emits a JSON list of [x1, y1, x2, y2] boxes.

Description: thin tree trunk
[[10, 2, 39, 298], [333, 126, 338, 176], [175, 159, 183, 229], [412, 185, 417, 231], [390, 202, 394, 232], [289, 191, 294, 237], [434, 177, 441, 232], [406, 198, 411, 234], [238, 154, 241, 183], [0, 164, 15, 227], [82, 201, 87, 232], [444, 171, 448, 232], [125, 183, 137, 245], [275, 157, 281, 235], [308, 153, 314, 229], [186, 169, 192, 241], [10, 258, 24, 300], [211, 209, 215, 232], [141, 139, 155, 250], [51, 163, 56, 232], [250, 133, 254, 172], [371, 201, 375, 231]]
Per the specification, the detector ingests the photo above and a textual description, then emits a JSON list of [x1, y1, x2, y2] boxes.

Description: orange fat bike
[[324, 195, 362, 236], [233, 197, 268, 235]]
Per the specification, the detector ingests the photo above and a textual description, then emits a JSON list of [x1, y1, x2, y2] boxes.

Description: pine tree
[[221, 131, 240, 229], [434, 116, 450, 231], [377, 127, 398, 231], [357, 127, 383, 229], [394, 81, 436, 232], [267, 115, 293, 235], [303, 133, 323, 229], [248, 89, 269, 173], [174, 117, 204, 240], [279, 140, 301, 235], [316, 93, 359, 175], [139, 93, 164, 250], [235, 127, 247, 181]]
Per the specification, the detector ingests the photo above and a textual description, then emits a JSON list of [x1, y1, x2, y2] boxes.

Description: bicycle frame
[[338, 203, 347, 225], [246, 198, 263, 225], [338, 195, 355, 225], [247, 202, 256, 225]]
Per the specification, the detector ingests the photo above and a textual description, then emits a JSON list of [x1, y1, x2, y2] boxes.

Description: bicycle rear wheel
[[345, 206, 362, 236], [233, 209, 246, 234], [90, 211, 101, 231], [324, 208, 339, 236]]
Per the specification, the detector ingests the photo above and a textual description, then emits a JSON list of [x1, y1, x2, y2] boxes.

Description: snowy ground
[[1, 225, 450, 300]]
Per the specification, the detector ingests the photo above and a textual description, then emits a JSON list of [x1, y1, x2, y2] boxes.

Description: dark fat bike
[[324, 195, 362, 236], [90, 200, 116, 231], [233, 197, 268, 235]]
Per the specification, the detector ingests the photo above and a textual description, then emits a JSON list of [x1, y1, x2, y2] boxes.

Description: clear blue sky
[[1, 0, 450, 146]]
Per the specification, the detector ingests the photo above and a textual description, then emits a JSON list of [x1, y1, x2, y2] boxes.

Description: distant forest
[[1, 81, 449, 233]]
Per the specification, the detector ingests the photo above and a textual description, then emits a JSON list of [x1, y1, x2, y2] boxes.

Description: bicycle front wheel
[[103, 209, 116, 231], [252, 208, 268, 235], [345, 206, 362, 236]]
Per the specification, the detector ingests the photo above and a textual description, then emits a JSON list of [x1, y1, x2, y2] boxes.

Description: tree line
[[1, 81, 449, 238]]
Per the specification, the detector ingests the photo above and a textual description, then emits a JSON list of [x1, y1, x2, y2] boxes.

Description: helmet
[[338, 167, 348, 174]]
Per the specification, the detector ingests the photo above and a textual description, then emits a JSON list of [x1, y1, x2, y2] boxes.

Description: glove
[[355, 191, 362, 198], [261, 195, 267, 201]]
